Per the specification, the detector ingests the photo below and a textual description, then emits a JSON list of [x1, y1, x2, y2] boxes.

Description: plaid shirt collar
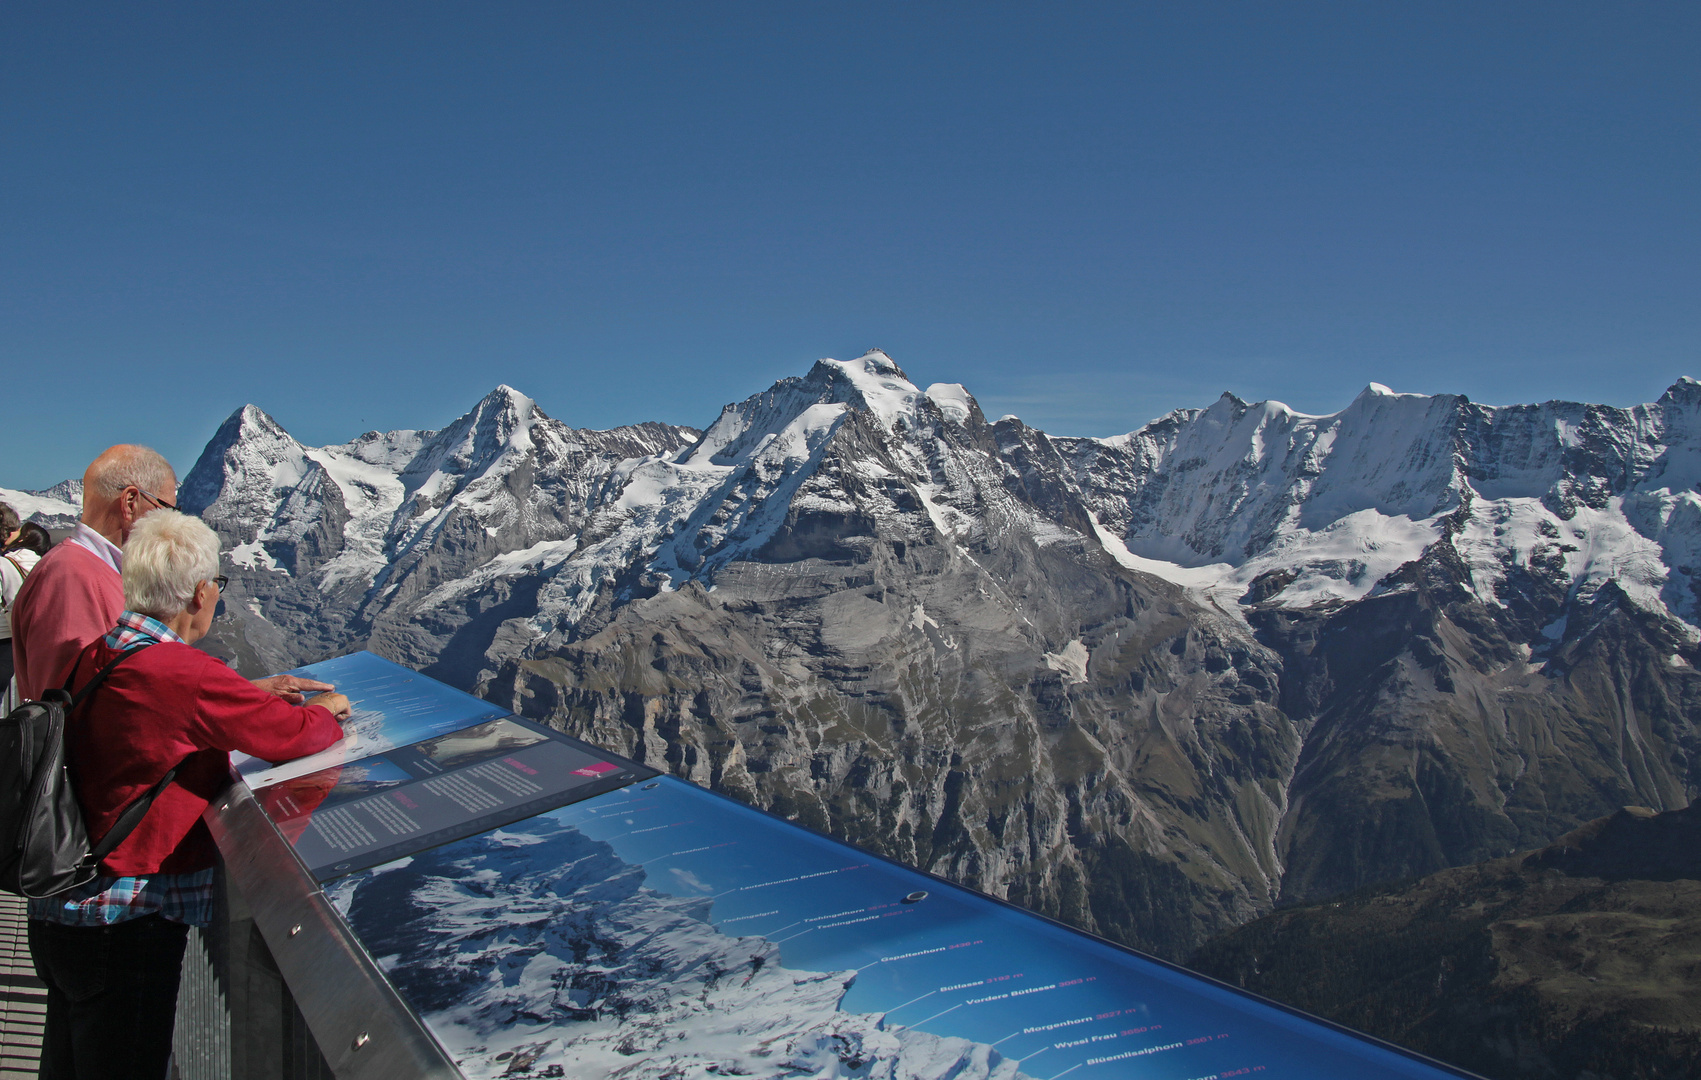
[[103, 610, 185, 651]]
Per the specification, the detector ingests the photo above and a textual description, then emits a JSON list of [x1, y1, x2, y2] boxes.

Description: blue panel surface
[[234, 651, 511, 788], [327, 777, 1471, 1080]]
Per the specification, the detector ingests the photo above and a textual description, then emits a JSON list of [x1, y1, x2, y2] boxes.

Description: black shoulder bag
[[0, 643, 194, 898]]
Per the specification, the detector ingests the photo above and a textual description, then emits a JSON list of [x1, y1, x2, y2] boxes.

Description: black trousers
[[28, 915, 190, 1080]]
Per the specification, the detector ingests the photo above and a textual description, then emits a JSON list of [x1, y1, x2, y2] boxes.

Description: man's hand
[[251, 674, 335, 704]]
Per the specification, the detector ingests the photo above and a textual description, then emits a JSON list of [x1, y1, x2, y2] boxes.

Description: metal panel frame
[[204, 780, 463, 1080]]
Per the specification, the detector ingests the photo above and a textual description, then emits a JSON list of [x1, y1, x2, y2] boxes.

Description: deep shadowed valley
[[1190, 803, 1701, 1080]]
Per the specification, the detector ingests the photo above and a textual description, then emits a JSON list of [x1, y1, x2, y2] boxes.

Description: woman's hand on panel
[[307, 691, 353, 721]]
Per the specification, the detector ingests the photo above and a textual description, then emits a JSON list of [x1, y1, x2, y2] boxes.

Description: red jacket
[[65, 638, 344, 875], [12, 541, 125, 702]]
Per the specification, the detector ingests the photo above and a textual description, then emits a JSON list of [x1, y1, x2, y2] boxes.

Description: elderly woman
[[27, 510, 352, 1080]]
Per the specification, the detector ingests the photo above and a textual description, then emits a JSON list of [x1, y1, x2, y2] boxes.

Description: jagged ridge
[[81, 353, 1701, 958]]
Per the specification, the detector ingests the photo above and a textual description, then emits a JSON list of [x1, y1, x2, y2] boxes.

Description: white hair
[[89, 445, 176, 500], [122, 510, 221, 619]]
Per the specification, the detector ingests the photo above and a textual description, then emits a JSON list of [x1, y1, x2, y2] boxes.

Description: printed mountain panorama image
[[13, 352, 1699, 1072]]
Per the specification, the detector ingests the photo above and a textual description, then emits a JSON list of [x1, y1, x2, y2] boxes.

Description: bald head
[[85, 445, 175, 501], [81, 444, 178, 546]]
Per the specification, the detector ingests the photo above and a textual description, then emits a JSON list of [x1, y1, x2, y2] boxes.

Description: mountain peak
[[228, 403, 294, 440], [477, 384, 540, 416], [924, 383, 982, 426], [1659, 376, 1701, 406], [416, 385, 546, 478], [192, 403, 302, 468], [178, 403, 311, 518], [1344, 382, 1441, 415], [856, 348, 901, 373], [818, 352, 926, 431], [821, 351, 915, 385]]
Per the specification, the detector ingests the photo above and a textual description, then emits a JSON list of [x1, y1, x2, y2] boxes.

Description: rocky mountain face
[[109, 353, 1701, 960], [1188, 804, 1701, 1080]]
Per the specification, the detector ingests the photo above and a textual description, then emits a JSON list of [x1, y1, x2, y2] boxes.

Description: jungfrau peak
[[69, 354, 1693, 959]]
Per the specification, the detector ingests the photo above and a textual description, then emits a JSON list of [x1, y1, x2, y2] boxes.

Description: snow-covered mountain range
[[1066, 375, 1701, 627], [7, 353, 1698, 956], [0, 479, 81, 530], [13, 362, 1698, 638]]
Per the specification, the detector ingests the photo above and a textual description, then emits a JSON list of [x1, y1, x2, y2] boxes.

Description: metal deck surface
[[0, 894, 43, 1080]]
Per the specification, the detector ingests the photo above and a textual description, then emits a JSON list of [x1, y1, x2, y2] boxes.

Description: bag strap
[[86, 753, 198, 865], [0, 554, 27, 611], [57, 641, 176, 868], [63, 641, 156, 710]]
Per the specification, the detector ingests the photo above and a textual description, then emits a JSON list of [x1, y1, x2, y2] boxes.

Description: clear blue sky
[[3, 3, 1697, 489]]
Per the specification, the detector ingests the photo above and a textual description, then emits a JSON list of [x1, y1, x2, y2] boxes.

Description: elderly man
[[29, 509, 351, 1079], [11, 444, 329, 703]]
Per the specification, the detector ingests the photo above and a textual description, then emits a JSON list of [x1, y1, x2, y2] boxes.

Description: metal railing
[[170, 779, 452, 1080], [171, 927, 229, 1080]]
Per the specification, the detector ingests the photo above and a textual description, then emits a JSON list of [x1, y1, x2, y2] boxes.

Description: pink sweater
[[12, 541, 125, 701]]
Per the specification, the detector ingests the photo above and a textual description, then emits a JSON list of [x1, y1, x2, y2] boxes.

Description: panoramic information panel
[[242, 655, 1468, 1080], [245, 651, 655, 879], [317, 778, 1471, 1080], [234, 651, 512, 788]]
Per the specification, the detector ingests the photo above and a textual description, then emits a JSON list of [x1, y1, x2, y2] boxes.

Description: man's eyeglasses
[[212, 576, 229, 593], [136, 488, 178, 512]]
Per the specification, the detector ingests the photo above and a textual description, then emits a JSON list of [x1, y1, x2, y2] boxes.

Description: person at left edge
[[27, 509, 352, 1080], [0, 501, 36, 712]]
